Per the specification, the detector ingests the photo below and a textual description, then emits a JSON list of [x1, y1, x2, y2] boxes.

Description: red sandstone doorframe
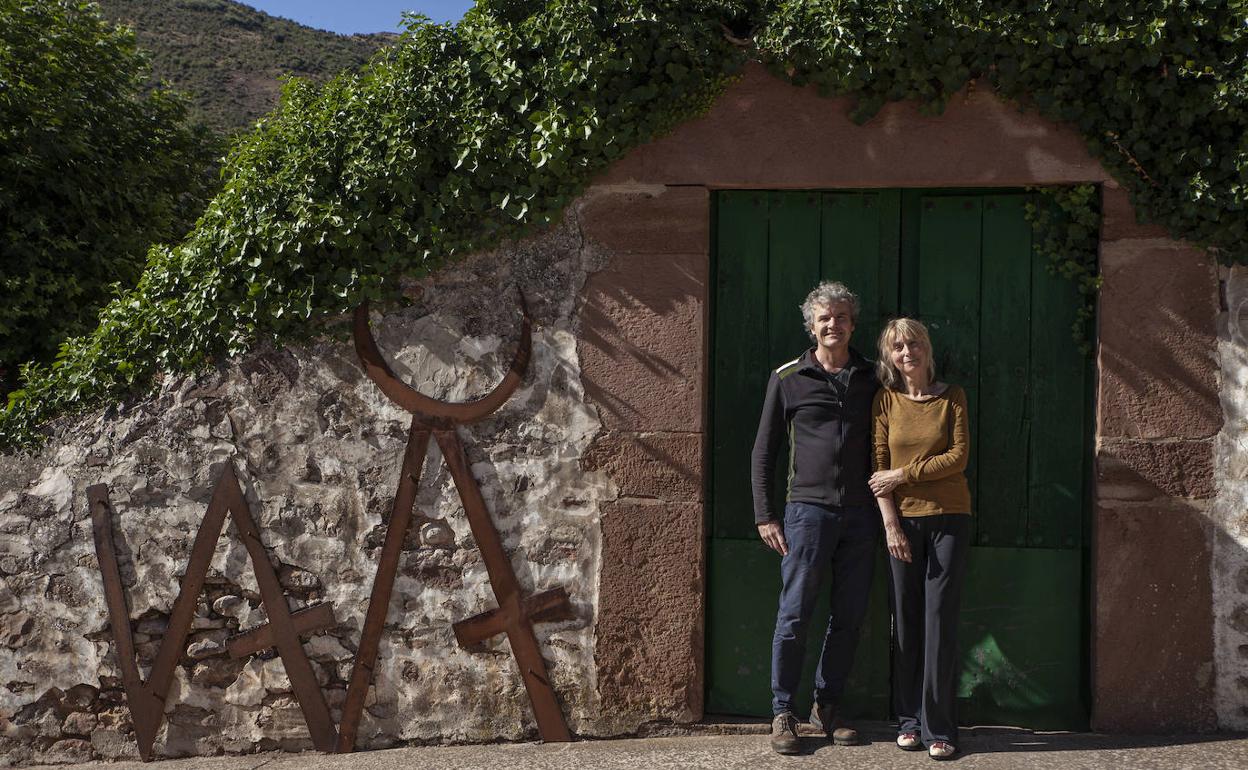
[[576, 60, 1221, 732]]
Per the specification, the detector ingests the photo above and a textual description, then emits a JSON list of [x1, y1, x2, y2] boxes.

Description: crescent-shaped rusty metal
[[352, 297, 532, 423]]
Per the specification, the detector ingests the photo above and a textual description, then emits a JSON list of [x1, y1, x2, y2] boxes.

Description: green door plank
[[976, 195, 1033, 548], [958, 547, 1087, 730], [1026, 209, 1088, 549], [876, 189, 902, 338], [916, 194, 983, 530], [898, 189, 923, 317], [768, 191, 822, 365], [820, 192, 893, 354], [766, 192, 822, 522], [706, 538, 891, 719], [712, 191, 770, 540], [705, 538, 778, 716]]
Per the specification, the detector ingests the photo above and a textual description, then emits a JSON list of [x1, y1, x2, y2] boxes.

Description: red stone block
[[1096, 240, 1220, 440], [1093, 501, 1217, 732], [1096, 439, 1215, 500], [581, 430, 703, 503], [577, 186, 709, 255], [595, 500, 704, 723], [577, 251, 707, 432]]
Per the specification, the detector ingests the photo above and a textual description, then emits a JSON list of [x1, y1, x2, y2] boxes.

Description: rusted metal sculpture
[[336, 297, 574, 751], [89, 465, 338, 760], [89, 296, 573, 759]]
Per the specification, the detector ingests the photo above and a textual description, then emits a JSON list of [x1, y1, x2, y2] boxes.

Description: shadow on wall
[[572, 221, 707, 509], [575, 251, 705, 433]]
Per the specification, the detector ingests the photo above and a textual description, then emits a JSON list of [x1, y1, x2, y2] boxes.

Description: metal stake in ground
[[336, 296, 574, 752]]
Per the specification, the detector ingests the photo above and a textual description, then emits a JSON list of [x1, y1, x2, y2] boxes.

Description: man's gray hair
[[800, 281, 860, 328]]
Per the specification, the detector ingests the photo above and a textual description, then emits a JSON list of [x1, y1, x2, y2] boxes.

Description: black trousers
[[887, 514, 971, 745]]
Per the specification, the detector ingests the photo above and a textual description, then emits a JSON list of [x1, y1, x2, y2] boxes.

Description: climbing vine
[[1025, 185, 1102, 354], [2, 0, 1246, 448]]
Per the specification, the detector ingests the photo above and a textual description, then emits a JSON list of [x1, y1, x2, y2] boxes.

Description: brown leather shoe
[[809, 702, 862, 746], [770, 711, 801, 755]]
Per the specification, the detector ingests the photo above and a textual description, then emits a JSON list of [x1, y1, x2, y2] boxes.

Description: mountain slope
[[96, 0, 396, 133]]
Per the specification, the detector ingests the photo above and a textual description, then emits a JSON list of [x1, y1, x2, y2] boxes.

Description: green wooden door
[[706, 190, 1091, 730]]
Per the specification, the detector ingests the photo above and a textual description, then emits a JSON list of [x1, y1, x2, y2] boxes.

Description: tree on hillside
[[0, 0, 219, 394], [95, 0, 392, 134]]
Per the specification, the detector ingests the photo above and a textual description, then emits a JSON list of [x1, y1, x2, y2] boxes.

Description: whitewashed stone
[[0, 217, 612, 761], [60, 711, 97, 736], [29, 469, 72, 511], [187, 633, 228, 660], [1213, 263, 1248, 731], [224, 659, 266, 708], [212, 595, 245, 618], [303, 633, 351, 661], [420, 521, 454, 548]]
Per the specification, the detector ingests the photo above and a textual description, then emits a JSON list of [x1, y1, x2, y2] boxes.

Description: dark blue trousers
[[770, 501, 878, 715]]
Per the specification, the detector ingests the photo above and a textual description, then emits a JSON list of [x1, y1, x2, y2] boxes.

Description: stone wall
[[0, 217, 622, 764], [2, 59, 1246, 765], [1091, 182, 1222, 732], [576, 185, 709, 727], [1213, 264, 1248, 731]]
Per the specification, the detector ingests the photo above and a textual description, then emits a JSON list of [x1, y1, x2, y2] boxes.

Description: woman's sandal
[[928, 741, 957, 760], [897, 732, 923, 751]]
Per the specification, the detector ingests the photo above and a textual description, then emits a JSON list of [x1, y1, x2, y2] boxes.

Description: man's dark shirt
[[751, 347, 880, 524]]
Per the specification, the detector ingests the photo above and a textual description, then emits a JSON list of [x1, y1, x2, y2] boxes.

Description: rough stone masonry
[[1214, 263, 1248, 732], [0, 213, 620, 765]]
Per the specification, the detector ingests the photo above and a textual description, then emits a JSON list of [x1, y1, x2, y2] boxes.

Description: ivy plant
[[2, 0, 1246, 449], [1025, 185, 1102, 354]]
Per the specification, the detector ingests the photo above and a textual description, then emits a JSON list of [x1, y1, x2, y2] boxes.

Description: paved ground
[[67, 723, 1248, 770]]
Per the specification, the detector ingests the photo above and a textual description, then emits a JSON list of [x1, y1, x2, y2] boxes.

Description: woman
[[869, 318, 971, 761]]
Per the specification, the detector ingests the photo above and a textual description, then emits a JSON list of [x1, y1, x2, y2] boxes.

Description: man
[[752, 281, 880, 754]]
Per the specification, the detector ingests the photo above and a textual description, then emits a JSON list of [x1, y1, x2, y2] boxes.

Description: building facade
[[0, 62, 1243, 764]]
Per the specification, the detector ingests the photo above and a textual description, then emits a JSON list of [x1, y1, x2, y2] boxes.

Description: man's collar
[[799, 346, 869, 373]]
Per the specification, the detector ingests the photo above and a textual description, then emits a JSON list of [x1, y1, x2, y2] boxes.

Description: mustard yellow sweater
[[871, 386, 972, 517]]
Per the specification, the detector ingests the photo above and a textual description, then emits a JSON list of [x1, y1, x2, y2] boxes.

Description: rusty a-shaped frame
[[337, 296, 574, 751], [89, 466, 338, 760]]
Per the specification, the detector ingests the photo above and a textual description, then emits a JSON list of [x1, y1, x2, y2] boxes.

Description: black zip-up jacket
[[751, 347, 880, 524]]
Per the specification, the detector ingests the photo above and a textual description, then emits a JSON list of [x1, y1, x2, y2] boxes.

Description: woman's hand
[[885, 523, 912, 563], [869, 468, 905, 496]]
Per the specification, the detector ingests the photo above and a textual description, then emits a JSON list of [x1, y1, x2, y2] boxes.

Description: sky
[[238, 1, 475, 33]]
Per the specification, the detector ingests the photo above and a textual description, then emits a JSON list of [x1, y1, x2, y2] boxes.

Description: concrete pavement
[[64, 723, 1248, 770]]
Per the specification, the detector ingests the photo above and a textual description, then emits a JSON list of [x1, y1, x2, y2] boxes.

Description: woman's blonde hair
[[876, 317, 937, 391]]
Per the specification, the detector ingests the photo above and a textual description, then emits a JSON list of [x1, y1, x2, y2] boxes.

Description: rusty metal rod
[[89, 486, 165, 762], [436, 428, 572, 743], [352, 301, 531, 424], [453, 587, 574, 648], [218, 466, 338, 752], [336, 420, 431, 753], [227, 603, 336, 659]]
